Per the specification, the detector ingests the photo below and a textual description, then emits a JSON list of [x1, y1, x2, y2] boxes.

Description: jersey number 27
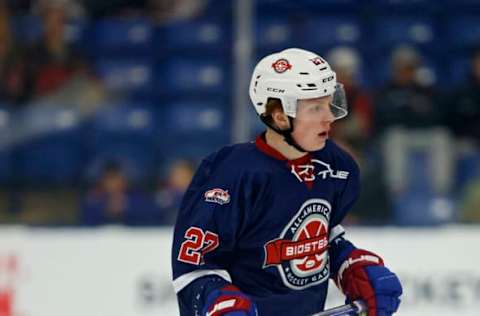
[[178, 227, 219, 265]]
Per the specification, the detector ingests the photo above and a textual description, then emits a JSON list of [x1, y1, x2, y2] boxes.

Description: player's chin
[[313, 142, 327, 151], [302, 138, 326, 152]]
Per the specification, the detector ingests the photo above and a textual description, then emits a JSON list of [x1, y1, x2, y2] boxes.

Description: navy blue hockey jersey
[[171, 134, 360, 316]]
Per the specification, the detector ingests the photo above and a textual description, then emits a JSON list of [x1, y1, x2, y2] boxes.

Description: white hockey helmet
[[249, 48, 348, 120]]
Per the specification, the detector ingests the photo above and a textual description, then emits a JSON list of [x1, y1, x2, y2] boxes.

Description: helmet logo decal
[[272, 58, 292, 73], [309, 57, 325, 66]]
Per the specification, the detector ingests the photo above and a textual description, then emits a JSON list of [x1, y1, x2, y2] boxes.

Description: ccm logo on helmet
[[322, 75, 334, 83], [267, 87, 285, 93]]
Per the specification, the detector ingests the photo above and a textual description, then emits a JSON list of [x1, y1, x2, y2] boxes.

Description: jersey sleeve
[[171, 151, 259, 295]]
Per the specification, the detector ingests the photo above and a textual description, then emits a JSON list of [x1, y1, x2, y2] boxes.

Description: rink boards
[[0, 226, 478, 316]]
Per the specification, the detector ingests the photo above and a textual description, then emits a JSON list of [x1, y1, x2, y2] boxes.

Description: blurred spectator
[[447, 48, 480, 148], [459, 178, 480, 223], [447, 49, 480, 222], [80, 161, 159, 226], [327, 47, 390, 225], [0, 2, 28, 104], [29, 0, 88, 97], [82, 0, 207, 22], [327, 46, 373, 162], [375, 45, 445, 133], [18, 0, 90, 103], [2, 0, 104, 109], [154, 159, 195, 225], [5, 0, 33, 14], [31, 0, 85, 18], [375, 45, 453, 196], [83, 0, 147, 18], [148, 0, 207, 24]]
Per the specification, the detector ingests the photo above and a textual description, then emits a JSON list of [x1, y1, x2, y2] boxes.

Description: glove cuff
[[205, 285, 254, 316], [336, 249, 384, 292]]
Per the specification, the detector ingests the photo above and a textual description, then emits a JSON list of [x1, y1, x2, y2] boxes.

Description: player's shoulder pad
[[192, 141, 267, 180], [202, 141, 265, 175]]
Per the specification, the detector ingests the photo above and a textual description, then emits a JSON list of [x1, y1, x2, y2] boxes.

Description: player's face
[[292, 96, 335, 151]]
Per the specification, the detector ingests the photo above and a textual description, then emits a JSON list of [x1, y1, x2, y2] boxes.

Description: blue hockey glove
[[202, 285, 257, 316], [336, 249, 402, 316]]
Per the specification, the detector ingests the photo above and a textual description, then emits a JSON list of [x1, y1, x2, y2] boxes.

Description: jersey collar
[[255, 133, 312, 165]]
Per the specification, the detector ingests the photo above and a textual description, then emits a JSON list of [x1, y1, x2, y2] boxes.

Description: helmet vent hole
[[324, 89, 327, 93], [254, 81, 258, 87], [257, 102, 263, 106], [256, 75, 261, 79], [319, 67, 327, 71], [307, 83, 316, 87], [296, 84, 302, 87], [299, 72, 309, 75]]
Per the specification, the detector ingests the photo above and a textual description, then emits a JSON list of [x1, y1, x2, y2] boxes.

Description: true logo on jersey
[[204, 188, 231, 205], [263, 199, 331, 290], [291, 159, 349, 183], [272, 58, 292, 73]]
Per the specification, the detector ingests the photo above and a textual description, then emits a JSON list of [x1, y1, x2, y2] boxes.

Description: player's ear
[[264, 98, 290, 130], [271, 109, 290, 130]]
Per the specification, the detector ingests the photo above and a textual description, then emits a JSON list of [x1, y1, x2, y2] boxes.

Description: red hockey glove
[[202, 285, 257, 316], [335, 249, 402, 316]]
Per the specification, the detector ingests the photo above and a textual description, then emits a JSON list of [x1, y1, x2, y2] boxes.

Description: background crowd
[[0, 0, 479, 226]]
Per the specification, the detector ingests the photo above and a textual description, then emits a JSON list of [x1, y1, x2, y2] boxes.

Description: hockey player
[[171, 48, 402, 316]]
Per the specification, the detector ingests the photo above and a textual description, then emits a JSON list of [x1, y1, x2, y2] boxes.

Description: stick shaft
[[311, 300, 367, 316]]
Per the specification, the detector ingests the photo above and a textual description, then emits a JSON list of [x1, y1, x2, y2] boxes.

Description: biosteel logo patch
[[263, 199, 331, 290]]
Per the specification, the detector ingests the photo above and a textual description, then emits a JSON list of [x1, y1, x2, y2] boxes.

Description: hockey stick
[[311, 300, 367, 316]]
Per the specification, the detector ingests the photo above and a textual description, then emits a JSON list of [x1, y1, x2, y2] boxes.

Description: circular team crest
[[263, 199, 331, 290], [291, 214, 328, 277], [271, 58, 292, 73]]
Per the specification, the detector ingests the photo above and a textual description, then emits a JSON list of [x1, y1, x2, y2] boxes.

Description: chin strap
[[260, 115, 308, 153]]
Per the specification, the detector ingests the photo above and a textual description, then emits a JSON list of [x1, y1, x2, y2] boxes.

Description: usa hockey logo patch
[[263, 199, 331, 290], [204, 188, 231, 205]]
